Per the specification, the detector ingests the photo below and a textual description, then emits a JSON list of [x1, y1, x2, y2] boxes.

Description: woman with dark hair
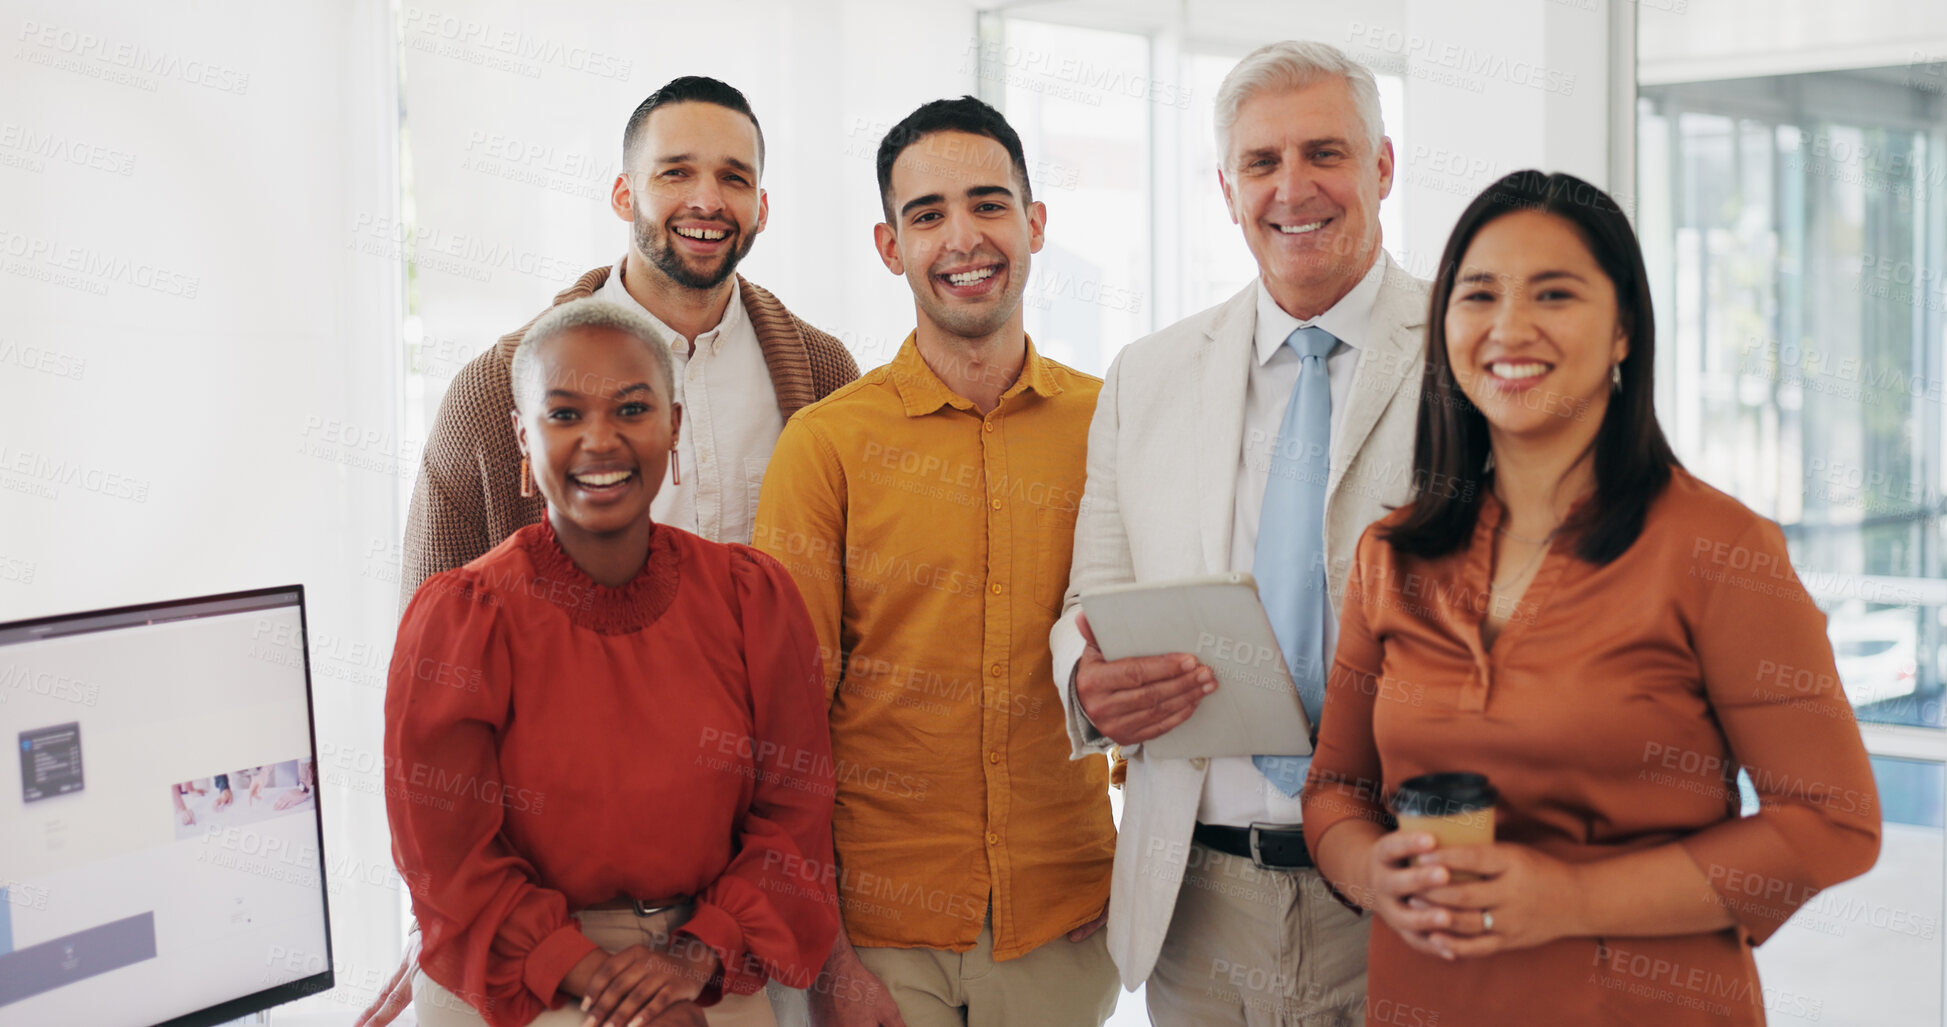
[[385, 298, 837, 1027], [1302, 171, 1880, 1024]]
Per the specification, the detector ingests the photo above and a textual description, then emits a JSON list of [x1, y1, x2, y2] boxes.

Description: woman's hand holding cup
[[1382, 771, 1585, 958], [1363, 828, 1469, 961], [1412, 842, 1584, 958]]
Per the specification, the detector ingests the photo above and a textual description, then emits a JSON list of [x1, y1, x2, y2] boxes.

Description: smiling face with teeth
[[1219, 78, 1393, 321], [1442, 209, 1628, 446], [511, 325, 682, 549], [612, 101, 767, 292], [875, 130, 1046, 345]]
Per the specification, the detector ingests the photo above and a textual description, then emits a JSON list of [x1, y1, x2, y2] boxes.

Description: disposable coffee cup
[[1391, 772, 1498, 880]]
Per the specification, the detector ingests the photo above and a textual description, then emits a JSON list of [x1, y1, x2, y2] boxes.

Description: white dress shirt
[[598, 259, 783, 545], [1199, 253, 1388, 828]]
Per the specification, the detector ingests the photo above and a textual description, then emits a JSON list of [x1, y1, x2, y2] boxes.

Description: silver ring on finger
[[1481, 910, 1495, 934]]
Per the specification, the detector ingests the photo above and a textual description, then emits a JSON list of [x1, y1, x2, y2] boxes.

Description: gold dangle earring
[[670, 448, 682, 486], [519, 456, 536, 498]]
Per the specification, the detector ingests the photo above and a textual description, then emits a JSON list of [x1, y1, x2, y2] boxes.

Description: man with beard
[[395, 75, 858, 606], [754, 97, 1118, 1027], [361, 75, 857, 1027]]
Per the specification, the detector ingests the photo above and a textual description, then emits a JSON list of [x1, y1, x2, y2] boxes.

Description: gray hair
[[1214, 41, 1384, 167], [511, 297, 676, 411]]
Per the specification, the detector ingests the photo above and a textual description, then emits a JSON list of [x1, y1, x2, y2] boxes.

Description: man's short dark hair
[[622, 75, 765, 175], [875, 96, 1031, 223]]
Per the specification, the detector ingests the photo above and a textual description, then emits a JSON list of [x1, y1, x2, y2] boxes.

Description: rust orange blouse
[[1303, 468, 1881, 1027], [385, 520, 838, 1027]]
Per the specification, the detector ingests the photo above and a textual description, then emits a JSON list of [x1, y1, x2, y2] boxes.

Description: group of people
[[359, 38, 1883, 1027]]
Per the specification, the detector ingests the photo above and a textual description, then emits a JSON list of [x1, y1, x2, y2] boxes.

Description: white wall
[[0, 0, 405, 1020]]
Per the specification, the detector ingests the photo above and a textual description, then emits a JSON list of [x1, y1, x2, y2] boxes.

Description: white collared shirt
[[1200, 252, 1388, 828], [598, 259, 783, 544]]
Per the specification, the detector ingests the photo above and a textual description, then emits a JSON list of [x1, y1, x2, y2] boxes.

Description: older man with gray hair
[[1050, 40, 1431, 1025]]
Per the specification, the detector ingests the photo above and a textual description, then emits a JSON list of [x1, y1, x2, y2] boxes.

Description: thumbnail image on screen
[[18, 722, 84, 803], [171, 758, 316, 841]]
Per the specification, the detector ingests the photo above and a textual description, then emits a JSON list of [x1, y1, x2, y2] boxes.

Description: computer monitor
[[0, 586, 333, 1027]]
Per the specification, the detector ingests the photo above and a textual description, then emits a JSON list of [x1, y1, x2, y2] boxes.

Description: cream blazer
[[1050, 253, 1431, 990]]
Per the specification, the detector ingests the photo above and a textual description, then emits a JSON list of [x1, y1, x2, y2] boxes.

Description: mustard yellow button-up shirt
[[753, 334, 1114, 960]]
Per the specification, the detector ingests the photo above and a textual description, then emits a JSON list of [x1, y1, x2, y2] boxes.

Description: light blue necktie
[[1252, 325, 1335, 796]]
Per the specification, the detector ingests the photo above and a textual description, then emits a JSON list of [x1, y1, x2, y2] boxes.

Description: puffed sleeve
[[1681, 517, 1882, 944], [675, 548, 839, 998], [1304, 524, 1393, 909], [385, 574, 598, 1027], [753, 416, 848, 701]]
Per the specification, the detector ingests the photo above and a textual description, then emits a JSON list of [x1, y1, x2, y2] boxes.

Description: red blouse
[[384, 520, 838, 1027]]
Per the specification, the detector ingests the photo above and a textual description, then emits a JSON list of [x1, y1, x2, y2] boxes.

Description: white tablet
[[1078, 573, 1313, 759]]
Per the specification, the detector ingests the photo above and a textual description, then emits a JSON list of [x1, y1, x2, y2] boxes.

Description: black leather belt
[[1193, 822, 1312, 869]]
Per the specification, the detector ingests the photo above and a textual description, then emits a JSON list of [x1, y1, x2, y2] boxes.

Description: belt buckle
[[631, 897, 681, 917], [1247, 822, 1273, 870], [1247, 821, 1300, 871]]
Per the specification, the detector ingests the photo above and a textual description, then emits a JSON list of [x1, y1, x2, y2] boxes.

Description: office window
[[984, 19, 1155, 375], [1641, 65, 1947, 1024], [1641, 72, 1947, 730]]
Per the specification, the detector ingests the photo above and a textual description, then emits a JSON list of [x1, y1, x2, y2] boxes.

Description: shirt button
[[986, 832, 1000, 846], [1191, 757, 1208, 770], [990, 663, 1003, 677], [990, 583, 1003, 595], [984, 422, 994, 432], [988, 751, 1001, 764], [990, 499, 1002, 510]]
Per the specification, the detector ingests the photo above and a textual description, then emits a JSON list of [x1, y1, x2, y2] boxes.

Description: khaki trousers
[[413, 907, 776, 1027], [764, 979, 806, 1027], [1145, 842, 1369, 1027], [853, 917, 1119, 1027]]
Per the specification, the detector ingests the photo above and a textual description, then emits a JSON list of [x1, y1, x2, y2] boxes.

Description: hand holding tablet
[[1077, 573, 1313, 759], [1072, 612, 1217, 746]]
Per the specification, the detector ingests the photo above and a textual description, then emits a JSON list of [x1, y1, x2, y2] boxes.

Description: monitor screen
[[0, 586, 332, 1027]]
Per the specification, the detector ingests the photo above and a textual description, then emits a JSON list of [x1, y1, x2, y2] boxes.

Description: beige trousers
[[1145, 843, 1370, 1027], [413, 907, 777, 1027], [853, 917, 1119, 1027]]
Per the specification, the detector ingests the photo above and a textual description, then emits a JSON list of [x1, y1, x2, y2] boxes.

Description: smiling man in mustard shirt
[[753, 97, 1117, 1027]]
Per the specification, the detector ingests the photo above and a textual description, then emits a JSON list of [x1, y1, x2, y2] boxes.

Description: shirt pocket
[[1033, 505, 1079, 614]]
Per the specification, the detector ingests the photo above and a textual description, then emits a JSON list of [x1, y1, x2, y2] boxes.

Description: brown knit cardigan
[[397, 265, 860, 611]]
